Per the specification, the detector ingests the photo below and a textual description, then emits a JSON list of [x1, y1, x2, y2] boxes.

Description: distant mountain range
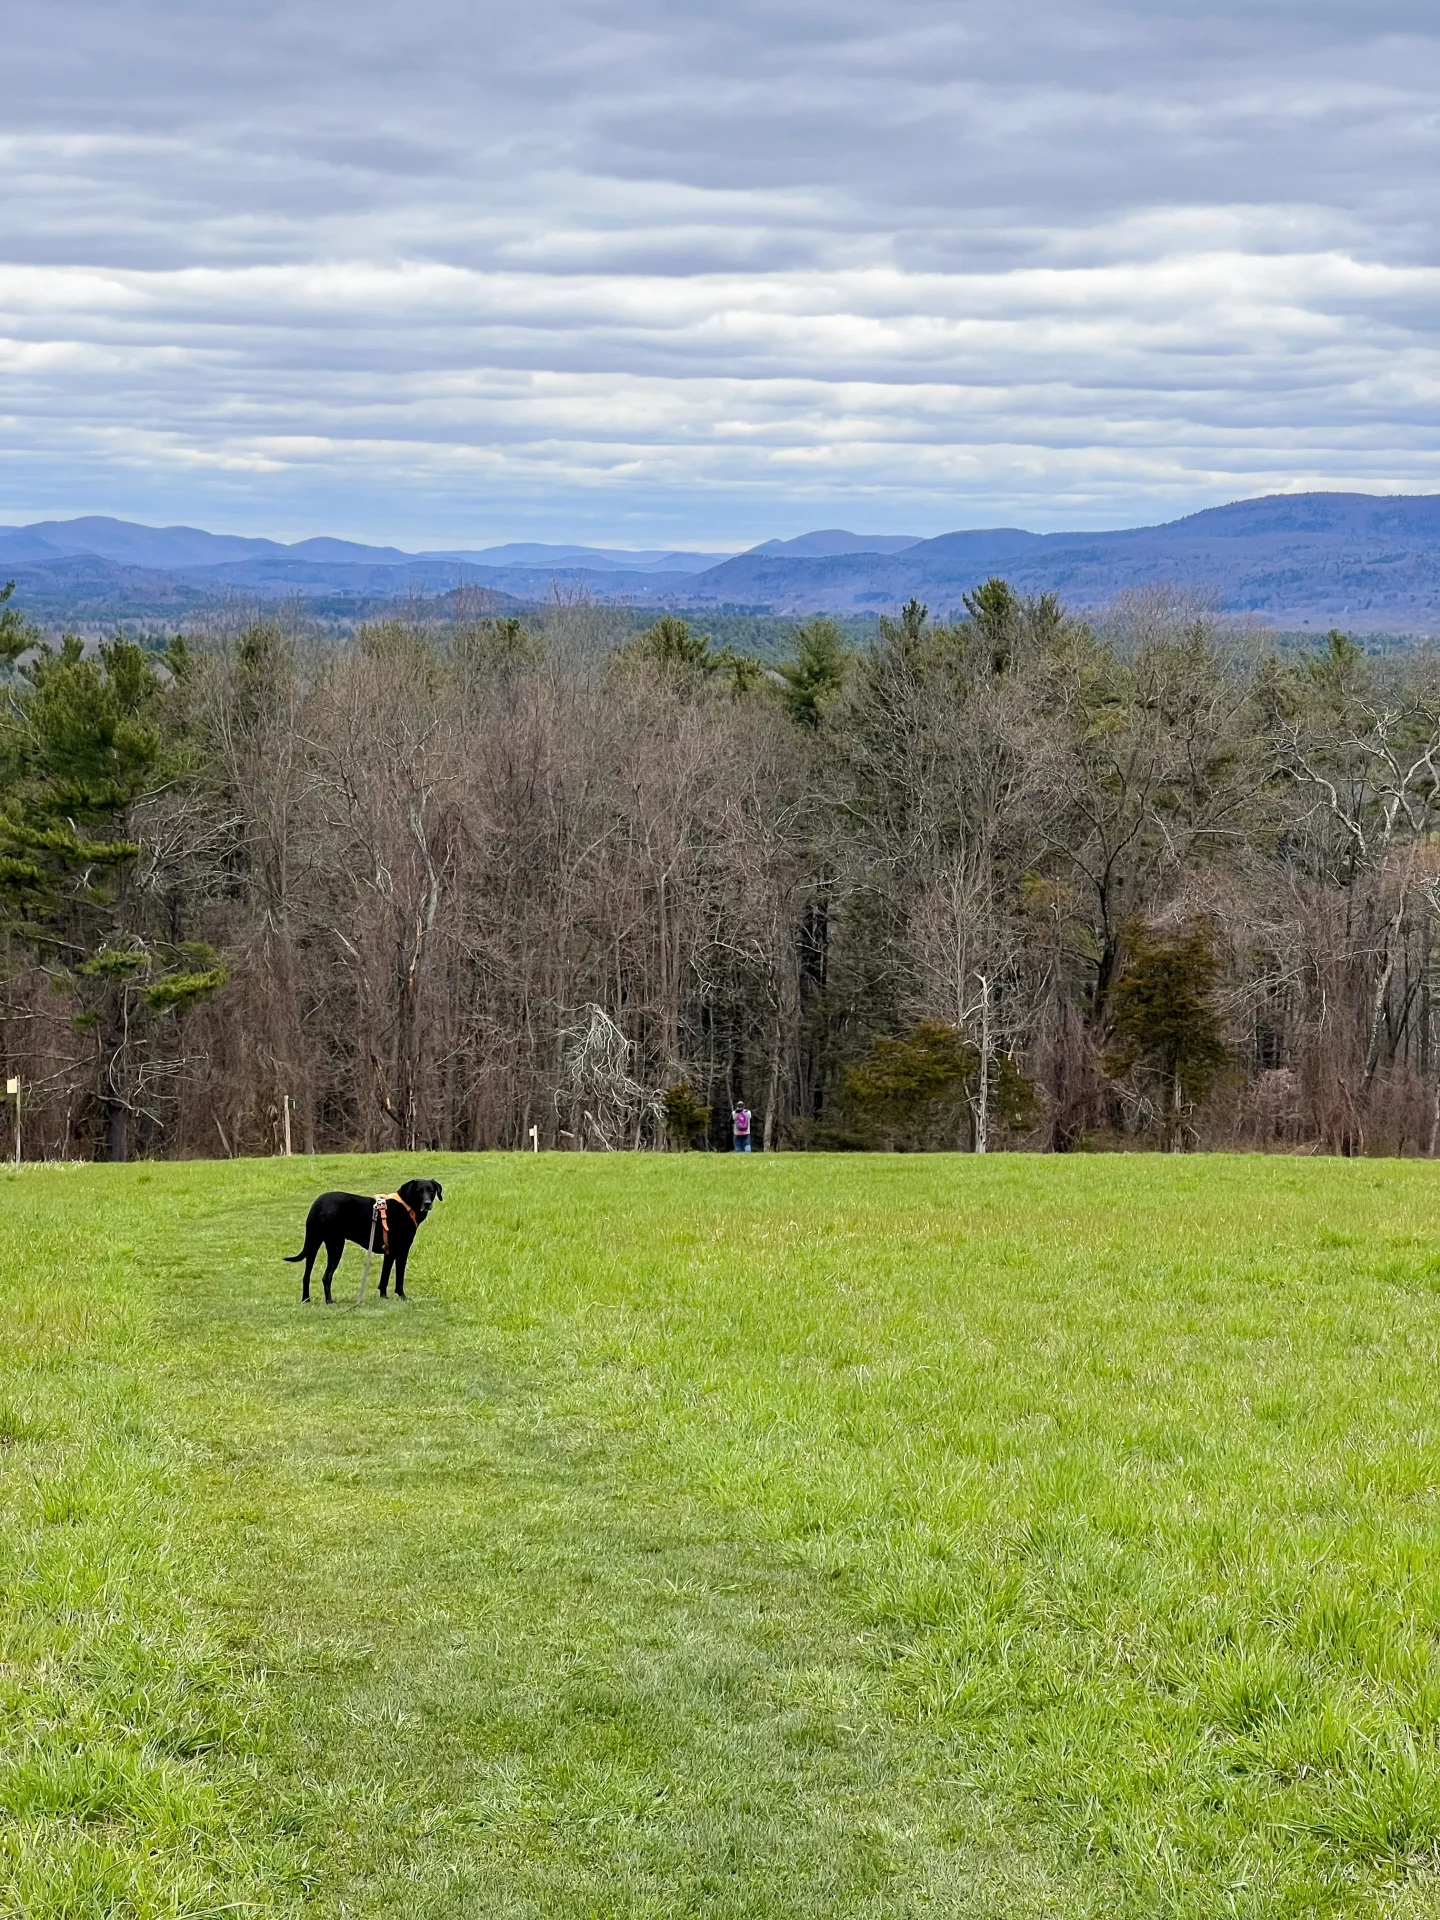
[[0, 518, 724, 575], [4, 494, 1440, 631]]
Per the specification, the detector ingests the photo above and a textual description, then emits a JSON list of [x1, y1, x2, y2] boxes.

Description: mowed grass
[[5, 1158, 1440, 1916]]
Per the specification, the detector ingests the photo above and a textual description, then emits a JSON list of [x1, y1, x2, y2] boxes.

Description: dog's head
[[399, 1177, 444, 1223]]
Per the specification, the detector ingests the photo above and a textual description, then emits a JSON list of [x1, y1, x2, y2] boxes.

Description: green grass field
[[6, 1153, 1440, 1917]]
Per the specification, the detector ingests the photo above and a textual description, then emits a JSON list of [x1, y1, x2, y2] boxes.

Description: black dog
[[284, 1177, 443, 1303]]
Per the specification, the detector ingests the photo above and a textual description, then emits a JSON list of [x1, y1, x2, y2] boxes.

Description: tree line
[[2, 575, 1438, 1160]]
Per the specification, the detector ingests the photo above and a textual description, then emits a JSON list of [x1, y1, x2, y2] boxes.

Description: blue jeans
[[734, 1136, 751, 1152]]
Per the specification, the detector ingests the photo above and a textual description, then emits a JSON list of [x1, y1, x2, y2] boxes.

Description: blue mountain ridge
[[3, 493, 1439, 630], [0, 518, 729, 576]]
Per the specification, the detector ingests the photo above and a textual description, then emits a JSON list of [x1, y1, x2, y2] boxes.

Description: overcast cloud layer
[[3, 0, 1439, 545]]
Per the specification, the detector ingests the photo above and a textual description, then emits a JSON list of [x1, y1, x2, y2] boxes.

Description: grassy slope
[[5, 1154, 1440, 1917]]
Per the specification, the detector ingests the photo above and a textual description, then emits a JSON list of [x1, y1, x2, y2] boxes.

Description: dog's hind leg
[[300, 1242, 319, 1302], [320, 1239, 344, 1304]]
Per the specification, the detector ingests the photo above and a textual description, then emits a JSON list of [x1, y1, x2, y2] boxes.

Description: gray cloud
[[1, 1, 1437, 544]]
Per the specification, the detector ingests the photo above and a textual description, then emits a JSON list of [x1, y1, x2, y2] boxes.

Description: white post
[[529, 1124, 539, 1152], [283, 1093, 293, 1157], [7, 1077, 18, 1170], [975, 975, 991, 1156]]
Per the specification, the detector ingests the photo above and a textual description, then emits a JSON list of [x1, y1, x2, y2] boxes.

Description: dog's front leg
[[394, 1251, 408, 1300], [378, 1252, 393, 1298]]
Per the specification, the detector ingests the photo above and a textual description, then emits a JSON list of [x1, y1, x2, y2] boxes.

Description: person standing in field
[[732, 1103, 752, 1153]]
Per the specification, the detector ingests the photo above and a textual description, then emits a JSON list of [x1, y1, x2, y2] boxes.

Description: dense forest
[[2, 575, 1439, 1161]]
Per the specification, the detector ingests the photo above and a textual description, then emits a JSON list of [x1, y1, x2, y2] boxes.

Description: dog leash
[[354, 1198, 384, 1307], [354, 1194, 419, 1306]]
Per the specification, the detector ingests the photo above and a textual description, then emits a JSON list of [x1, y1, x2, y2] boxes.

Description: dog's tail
[[283, 1250, 307, 1263]]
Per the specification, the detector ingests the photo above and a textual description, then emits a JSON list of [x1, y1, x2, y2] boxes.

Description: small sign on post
[[7, 1077, 18, 1170]]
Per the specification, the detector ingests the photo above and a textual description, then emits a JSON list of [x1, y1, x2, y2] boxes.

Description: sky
[[2, 0, 1439, 549]]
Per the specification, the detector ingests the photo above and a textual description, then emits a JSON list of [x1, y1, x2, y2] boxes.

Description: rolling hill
[[3, 493, 1439, 630]]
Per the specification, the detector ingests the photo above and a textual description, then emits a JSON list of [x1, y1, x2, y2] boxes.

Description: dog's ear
[[433, 1181, 443, 1201]]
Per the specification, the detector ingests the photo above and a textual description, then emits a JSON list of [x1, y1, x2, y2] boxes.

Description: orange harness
[[356, 1192, 417, 1308], [370, 1192, 418, 1252]]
